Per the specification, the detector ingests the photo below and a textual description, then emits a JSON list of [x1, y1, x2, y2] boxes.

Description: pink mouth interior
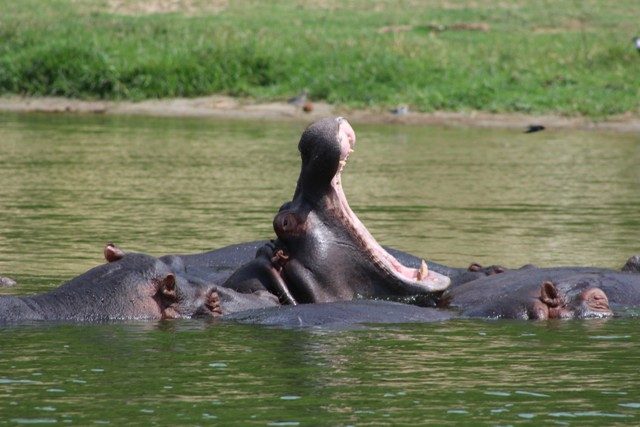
[[331, 118, 450, 292]]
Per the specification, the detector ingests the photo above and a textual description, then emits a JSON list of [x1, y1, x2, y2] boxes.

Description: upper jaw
[[337, 117, 356, 164]]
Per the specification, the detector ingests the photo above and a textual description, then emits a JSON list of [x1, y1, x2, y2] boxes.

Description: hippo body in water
[[0, 244, 221, 323], [225, 299, 456, 328], [161, 241, 499, 300], [442, 262, 640, 320], [159, 241, 267, 287]]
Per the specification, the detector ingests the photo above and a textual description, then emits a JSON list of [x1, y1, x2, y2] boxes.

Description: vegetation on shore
[[0, 0, 638, 117]]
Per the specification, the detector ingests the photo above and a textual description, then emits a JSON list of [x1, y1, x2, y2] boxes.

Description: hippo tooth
[[417, 260, 429, 281]]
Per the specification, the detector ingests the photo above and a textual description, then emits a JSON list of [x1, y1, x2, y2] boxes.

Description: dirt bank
[[1, 95, 639, 133]]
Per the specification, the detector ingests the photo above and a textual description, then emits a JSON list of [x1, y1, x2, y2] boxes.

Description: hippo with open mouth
[[223, 117, 451, 305]]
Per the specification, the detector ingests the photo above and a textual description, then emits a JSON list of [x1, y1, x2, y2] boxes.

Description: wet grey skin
[[159, 241, 268, 288], [441, 263, 640, 320], [159, 241, 505, 313], [225, 299, 457, 329], [0, 244, 220, 323], [223, 117, 454, 305]]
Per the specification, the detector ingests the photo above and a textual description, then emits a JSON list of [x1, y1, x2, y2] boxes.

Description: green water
[[1, 113, 639, 425]]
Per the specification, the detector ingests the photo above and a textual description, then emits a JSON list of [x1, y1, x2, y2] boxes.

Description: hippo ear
[[539, 281, 565, 308], [104, 243, 125, 263], [160, 274, 177, 299], [491, 265, 506, 275], [467, 263, 483, 272]]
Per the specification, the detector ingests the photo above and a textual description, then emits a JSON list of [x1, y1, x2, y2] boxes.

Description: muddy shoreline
[[1, 95, 638, 133]]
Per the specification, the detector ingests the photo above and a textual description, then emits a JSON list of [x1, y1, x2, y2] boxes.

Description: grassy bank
[[0, 0, 638, 117]]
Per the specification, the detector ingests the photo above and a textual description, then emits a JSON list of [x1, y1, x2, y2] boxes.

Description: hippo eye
[[280, 213, 297, 231], [274, 211, 302, 238]]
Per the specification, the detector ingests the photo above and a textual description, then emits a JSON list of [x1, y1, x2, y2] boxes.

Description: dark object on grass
[[525, 124, 545, 133], [390, 105, 409, 115], [287, 90, 309, 106]]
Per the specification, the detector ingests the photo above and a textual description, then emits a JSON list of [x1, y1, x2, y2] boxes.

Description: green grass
[[0, 0, 639, 117]]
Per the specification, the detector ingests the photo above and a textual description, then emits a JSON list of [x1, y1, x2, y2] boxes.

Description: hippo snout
[[575, 288, 612, 319]]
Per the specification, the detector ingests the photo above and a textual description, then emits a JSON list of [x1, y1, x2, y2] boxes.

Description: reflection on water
[[0, 113, 639, 424], [1, 319, 639, 425]]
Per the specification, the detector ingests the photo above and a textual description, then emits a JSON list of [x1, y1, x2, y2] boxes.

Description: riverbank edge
[[1, 95, 639, 133]]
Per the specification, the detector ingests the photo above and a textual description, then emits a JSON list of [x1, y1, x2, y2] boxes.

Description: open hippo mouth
[[330, 118, 451, 291], [267, 117, 451, 304]]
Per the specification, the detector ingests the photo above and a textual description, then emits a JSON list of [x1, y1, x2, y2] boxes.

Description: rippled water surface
[[1, 113, 639, 425]]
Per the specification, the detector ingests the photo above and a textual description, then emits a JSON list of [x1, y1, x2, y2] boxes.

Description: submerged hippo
[[159, 241, 267, 286], [161, 241, 499, 301], [223, 117, 452, 305], [441, 260, 640, 319], [225, 299, 456, 328], [0, 244, 221, 323]]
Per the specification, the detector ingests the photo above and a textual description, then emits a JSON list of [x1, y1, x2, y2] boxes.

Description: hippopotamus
[[161, 240, 500, 299], [225, 299, 457, 328], [0, 244, 221, 323], [159, 241, 267, 285], [102, 243, 281, 316], [151, 117, 508, 307], [222, 117, 455, 305], [441, 257, 640, 319]]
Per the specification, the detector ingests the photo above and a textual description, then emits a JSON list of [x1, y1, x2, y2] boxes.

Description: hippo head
[[529, 281, 612, 320], [104, 244, 221, 319], [227, 117, 450, 304]]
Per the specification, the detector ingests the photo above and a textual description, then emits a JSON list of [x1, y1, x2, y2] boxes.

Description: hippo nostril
[[580, 289, 611, 314], [591, 293, 610, 308]]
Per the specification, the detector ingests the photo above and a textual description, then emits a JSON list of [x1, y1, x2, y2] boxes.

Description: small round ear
[[467, 263, 483, 272], [160, 274, 177, 299], [539, 281, 565, 308], [104, 243, 125, 263], [491, 266, 506, 275]]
